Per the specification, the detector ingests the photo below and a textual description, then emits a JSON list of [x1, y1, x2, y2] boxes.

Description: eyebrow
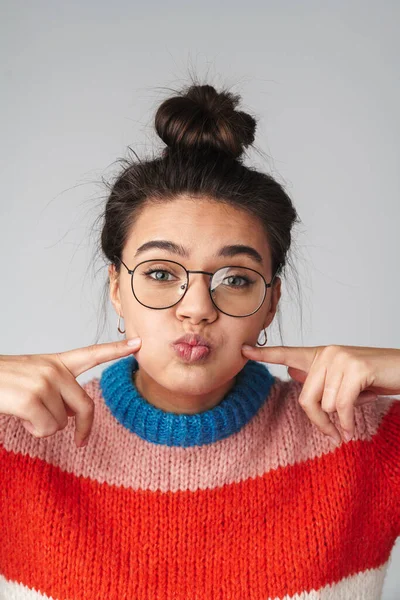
[[133, 240, 263, 264]]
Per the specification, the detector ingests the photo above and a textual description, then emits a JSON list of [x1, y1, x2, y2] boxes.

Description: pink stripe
[[1, 377, 394, 493]]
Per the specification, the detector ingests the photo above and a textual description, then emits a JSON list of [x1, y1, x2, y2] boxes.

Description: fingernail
[[242, 345, 254, 351], [328, 435, 341, 447], [77, 437, 88, 448], [127, 337, 141, 347], [343, 431, 353, 442], [25, 422, 39, 436]]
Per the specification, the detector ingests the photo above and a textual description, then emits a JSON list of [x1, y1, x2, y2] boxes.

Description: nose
[[175, 271, 218, 318]]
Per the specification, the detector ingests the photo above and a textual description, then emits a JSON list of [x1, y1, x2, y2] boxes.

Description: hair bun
[[154, 84, 257, 159]]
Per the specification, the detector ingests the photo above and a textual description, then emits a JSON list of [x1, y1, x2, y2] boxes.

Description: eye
[[143, 268, 175, 281], [223, 275, 252, 287]]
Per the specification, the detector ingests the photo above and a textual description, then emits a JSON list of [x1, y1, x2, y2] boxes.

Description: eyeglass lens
[[131, 260, 266, 317]]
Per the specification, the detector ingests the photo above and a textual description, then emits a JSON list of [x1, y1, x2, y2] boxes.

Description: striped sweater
[[0, 354, 399, 599]]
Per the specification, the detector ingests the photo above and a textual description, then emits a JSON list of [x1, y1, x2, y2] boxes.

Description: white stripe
[[0, 561, 390, 599]]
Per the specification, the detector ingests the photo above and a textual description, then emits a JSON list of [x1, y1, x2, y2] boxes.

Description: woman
[[0, 82, 399, 600]]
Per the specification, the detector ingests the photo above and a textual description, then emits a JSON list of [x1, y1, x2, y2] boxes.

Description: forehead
[[124, 196, 271, 266]]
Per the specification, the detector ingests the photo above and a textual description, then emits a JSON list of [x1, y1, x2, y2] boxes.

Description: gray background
[[1, 1, 399, 596]]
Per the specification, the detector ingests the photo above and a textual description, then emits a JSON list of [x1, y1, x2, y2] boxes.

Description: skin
[[108, 195, 281, 415], [241, 343, 400, 443]]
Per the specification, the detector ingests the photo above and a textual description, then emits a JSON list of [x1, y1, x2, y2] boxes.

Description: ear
[[108, 264, 123, 317], [263, 276, 281, 329]]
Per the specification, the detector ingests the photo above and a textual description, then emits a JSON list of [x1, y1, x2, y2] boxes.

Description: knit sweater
[[0, 354, 399, 600]]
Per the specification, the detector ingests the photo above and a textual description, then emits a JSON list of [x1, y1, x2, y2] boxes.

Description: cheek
[[122, 303, 158, 335], [232, 321, 262, 347], [122, 306, 262, 360]]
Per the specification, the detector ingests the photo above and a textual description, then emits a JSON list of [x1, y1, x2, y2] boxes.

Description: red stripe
[[0, 410, 397, 600]]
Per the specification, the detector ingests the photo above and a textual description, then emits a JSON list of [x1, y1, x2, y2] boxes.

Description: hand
[[0, 337, 142, 448], [241, 343, 400, 444]]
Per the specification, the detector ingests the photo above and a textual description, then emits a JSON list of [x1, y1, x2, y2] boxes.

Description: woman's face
[[108, 196, 281, 403]]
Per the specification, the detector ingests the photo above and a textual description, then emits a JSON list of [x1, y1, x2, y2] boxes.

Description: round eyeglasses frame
[[114, 257, 282, 318]]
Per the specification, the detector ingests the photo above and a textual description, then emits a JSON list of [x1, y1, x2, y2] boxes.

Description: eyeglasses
[[114, 257, 282, 318]]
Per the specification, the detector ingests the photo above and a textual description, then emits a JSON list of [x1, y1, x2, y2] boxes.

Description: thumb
[[54, 337, 142, 378], [287, 366, 308, 383]]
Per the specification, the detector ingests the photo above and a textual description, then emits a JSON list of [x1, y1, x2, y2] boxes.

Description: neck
[[100, 355, 276, 447], [133, 368, 238, 414]]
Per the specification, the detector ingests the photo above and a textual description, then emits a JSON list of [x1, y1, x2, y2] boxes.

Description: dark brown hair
[[90, 78, 304, 345]]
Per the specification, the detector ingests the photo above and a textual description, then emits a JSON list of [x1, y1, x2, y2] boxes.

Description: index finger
[[241, 344, 317, 371], [55, 338, 142, 378]]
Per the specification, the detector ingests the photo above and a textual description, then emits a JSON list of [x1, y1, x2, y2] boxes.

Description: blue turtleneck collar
[[99, 355, 275, 448]]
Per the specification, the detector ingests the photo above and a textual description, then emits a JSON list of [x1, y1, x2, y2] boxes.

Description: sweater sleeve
[[372, 397, 400, 538]]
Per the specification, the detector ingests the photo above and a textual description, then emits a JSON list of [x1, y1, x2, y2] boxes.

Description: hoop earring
[[117, 314, 126, 335], [258, 328, 268, 346]]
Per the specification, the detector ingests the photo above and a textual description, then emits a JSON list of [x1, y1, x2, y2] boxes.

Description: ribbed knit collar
[[100, 355, 275, 448]]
